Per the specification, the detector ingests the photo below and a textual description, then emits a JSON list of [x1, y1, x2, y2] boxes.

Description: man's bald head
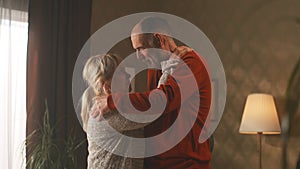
[[130, 16, 177, 66], [131, 16, 173, 37]]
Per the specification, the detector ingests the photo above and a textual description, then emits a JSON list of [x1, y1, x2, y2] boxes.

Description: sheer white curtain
[[0, 1, 28, 169]]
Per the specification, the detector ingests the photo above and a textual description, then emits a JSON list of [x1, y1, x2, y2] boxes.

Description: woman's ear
[[94, 80, 104, 95], [103, 83, 111, 94]]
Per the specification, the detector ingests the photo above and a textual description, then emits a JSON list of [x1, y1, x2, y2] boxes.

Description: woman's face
[[110, 68, 131, 93]]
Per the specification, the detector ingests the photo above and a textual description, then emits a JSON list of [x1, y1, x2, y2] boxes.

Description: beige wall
[[90, 0, 300, 168]]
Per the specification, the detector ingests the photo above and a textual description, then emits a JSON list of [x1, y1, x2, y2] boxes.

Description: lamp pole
[[257, 132, 262, 169]]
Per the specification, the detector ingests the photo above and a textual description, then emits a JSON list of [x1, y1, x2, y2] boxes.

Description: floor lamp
[[239, 93, 281, 169]]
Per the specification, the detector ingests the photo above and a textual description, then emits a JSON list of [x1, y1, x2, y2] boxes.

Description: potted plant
[[24, 101, 86, 169]]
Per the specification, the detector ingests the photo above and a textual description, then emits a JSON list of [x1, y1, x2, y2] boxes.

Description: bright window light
[[0, 13, 28, 169]]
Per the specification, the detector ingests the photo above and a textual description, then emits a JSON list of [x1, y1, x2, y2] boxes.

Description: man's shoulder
[[181, 50, 205, 64]]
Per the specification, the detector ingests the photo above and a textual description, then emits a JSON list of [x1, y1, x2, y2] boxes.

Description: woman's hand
[[172, 46, 193, 58]]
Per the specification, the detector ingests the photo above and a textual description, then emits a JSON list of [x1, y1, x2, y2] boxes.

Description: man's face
[[131, 34, 167, 67]]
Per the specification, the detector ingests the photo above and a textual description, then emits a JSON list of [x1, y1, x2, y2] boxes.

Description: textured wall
[[90, 0, 300, 168]]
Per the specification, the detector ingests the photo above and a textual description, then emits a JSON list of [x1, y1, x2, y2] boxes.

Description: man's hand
[[161, 58, 180, 74], [91, 96, 110, 121], [158, 46, 192, 87], [160, 46, 193, 75]]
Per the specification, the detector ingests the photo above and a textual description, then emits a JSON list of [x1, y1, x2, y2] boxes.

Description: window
[[0, 9, 28, 169]]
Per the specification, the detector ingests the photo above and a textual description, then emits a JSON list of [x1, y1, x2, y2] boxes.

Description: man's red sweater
[[107, 51, 211, 169]]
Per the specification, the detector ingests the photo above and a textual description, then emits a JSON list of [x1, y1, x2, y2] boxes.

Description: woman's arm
[[91, 98, 149, 131]]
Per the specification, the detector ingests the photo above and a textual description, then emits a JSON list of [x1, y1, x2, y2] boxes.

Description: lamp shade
[[239, 93, 281, 134]]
